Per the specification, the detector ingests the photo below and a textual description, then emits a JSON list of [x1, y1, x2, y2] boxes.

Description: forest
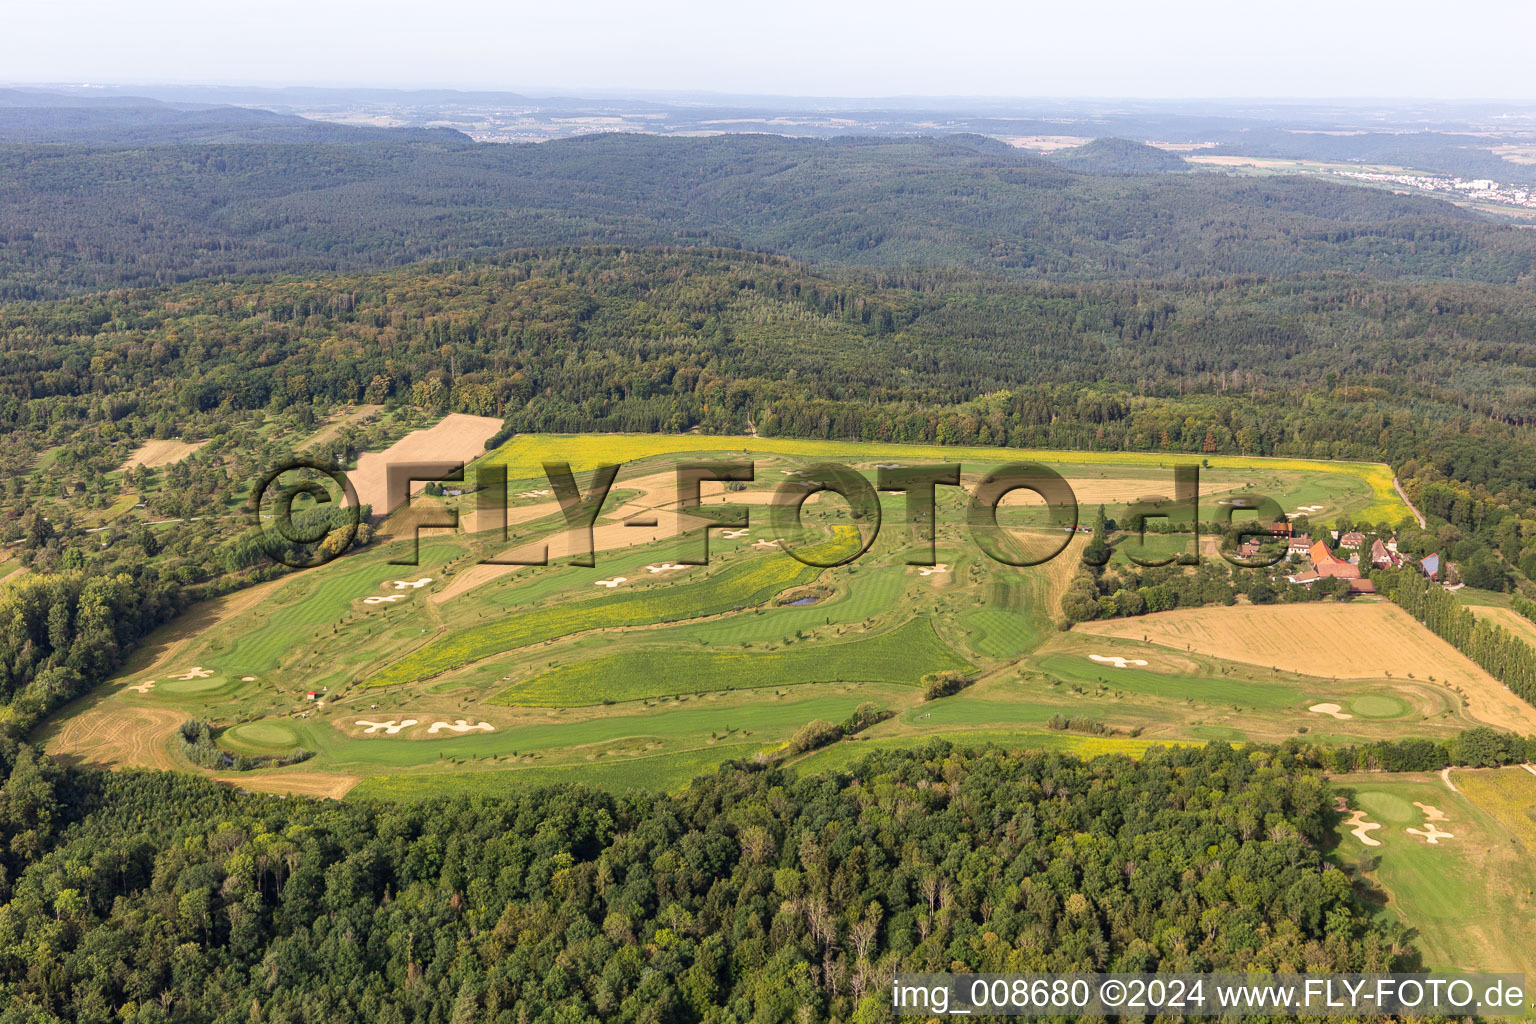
[[4, 133, 1536, 298], [0, 741, 1402, 1023]]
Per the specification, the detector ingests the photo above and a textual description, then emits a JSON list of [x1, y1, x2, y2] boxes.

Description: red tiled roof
[[1310, 540, 1361, 579]]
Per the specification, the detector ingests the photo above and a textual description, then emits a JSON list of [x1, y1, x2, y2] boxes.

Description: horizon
[[7, 0, 1536, 101]]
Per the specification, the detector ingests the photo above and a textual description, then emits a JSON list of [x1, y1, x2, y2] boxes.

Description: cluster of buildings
[[1235, 523, 1448, 594], [1328, 168, 1536, 210]]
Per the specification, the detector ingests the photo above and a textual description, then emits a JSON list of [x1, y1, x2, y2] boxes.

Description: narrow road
[[1394, 476, 1427, 529]]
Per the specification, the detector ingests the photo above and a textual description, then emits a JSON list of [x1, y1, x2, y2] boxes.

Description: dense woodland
[[0, 742, 1405, 1023], [4, 134, 1536, 299], [4, 131, 1536, 1020]]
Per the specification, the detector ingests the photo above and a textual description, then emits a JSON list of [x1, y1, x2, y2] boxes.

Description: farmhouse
[[1370, 538, 1396, 569], [1420, 553, 1442, 579], [1340, 531, 1365, 550], [1287, 535, 1314, 556], [1309, 539, 1361, 580]]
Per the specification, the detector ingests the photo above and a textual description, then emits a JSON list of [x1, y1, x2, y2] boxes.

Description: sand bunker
[[874, 463, 904, 469], [917, 564, 950, 577], [721, 528, 749, 539], [391, 577, 433, 590], [1310, 702, 1354, 720], [752, 538, 782, 549], [127, 680, 156, 693], [1413, 802, 1449, 822], [427, 719, 495, 734], [1089, 654, 1149, 669], [241, 676, 256, 682], [1294, 505, 1326, 513], [364, 594, 406, 605], [645, 563, 689, 573], [357, 719, 418, 735], [518, 488, 552, 498], [1407, 823, 1456, 844], [168, 667, 212, 680], [594, 577, 628, 588], [1335, 798, 1384, 847]]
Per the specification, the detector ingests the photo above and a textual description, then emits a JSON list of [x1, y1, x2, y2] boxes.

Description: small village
[[1236, 520, 1450, 595]]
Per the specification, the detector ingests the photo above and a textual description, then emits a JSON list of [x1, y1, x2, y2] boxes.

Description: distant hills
[[1, 132, 1532, 298], [1048, 137, 1191, 174], [0, 89, 467, 144]]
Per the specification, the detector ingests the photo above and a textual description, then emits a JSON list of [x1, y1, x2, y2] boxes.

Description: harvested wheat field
[[118, 438, 208, 471], [42, 703, 187, 771], [213, 770, 361, 800], [351, 413, 505, 515], [1076, 602, 1536, 733]]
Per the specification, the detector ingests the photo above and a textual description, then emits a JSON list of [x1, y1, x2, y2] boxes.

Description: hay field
[[351, 413, 504, 514], [118, 438, 208, 471], [1075, 602, 1536, 733], [1081, 601, 1536, 736]]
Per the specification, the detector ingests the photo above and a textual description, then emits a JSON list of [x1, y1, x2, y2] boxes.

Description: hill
[[0, 92, 469, 145], [3, 132, 1535, 297], [1048, 136, 1192, 174]]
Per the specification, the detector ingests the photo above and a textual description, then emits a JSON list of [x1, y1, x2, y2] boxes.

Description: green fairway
[[1332, 771, 1536, 990], [490, 616, 970, 706], [364, 538, 847, 688]]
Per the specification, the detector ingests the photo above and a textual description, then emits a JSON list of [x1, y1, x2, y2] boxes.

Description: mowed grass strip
[[347, 745, 751, 800], [365, 545, 841, 688], [490, 617, 971, 706]]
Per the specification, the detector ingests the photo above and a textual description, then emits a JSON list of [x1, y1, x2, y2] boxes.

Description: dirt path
[[1394, 476, 1427, 529], [1522, 763, 1536, 778], [1440, 766, 1460, 793]]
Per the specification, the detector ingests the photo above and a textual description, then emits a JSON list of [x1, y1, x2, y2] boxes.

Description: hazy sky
[[6, 0, 1535, 99]]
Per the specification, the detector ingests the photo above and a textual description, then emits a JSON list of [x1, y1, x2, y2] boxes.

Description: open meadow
[[36, 429, 1454, 800]]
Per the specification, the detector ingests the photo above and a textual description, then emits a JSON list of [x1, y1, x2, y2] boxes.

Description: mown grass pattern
[[490, 617, 972, 706]]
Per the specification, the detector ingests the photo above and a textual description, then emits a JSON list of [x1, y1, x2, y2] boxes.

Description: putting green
[[224, 721, 302, 750], [1351, 694, 1409, 719], [160, 676, 226, 694]]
